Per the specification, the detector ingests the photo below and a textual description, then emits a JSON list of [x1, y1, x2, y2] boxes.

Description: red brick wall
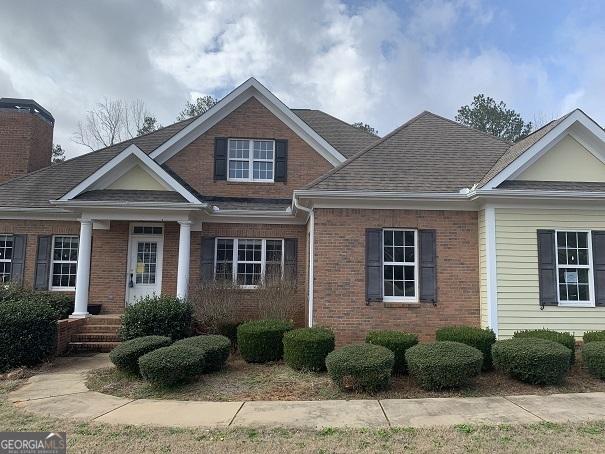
[[312, 208, 480, 344], [0, 109, 52, 184], [165, 97, 333, 199]]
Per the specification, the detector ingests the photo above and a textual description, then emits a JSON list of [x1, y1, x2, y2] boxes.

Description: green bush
[[435, 326, 496, 370], [492, 338, 571, 385], [218, 322, 240, 348], [0, 285, 73, 320], [405, 341, 483, 390], [237, 320, 293, 363], [174, 335, 231, 372], [138, 344, 205, 386], [0, 299, 59, 371], [283, 327, 335, 371], [109, 336, 172, 374], [325, 344, 394, 391], [119, 295, 192, 341], [583, 331, 605, 344], [365, 330, 418, 374], [513, 329, 576, 364], [582, 341, 605, 380]]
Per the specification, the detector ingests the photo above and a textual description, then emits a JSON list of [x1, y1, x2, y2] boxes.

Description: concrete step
[[81, 324, 120, 333], [71, 333, 120, 343], [68, 341, 120, 353]]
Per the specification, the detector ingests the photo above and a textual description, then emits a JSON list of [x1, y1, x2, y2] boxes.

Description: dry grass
[[87, 351, 605, 402]]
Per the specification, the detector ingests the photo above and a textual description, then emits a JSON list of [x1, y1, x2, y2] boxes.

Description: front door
[[127, 225, 164, 305]]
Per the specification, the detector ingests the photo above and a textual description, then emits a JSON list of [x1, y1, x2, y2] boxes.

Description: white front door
[[127, 224, 164, 305]]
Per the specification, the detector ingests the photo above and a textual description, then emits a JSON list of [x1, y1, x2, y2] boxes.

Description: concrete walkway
[[8, 354, 605, 429]]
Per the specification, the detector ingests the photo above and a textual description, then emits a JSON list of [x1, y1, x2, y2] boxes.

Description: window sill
[[557, 302, 595, 308], [383, 301, 421, 308], [50, 288, 75, 292], [226, 180, 276, 185]]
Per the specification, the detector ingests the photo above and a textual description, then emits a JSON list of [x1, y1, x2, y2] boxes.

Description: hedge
[[405, 341, 483, 390], [325, 344, 394, 391], [0, 299, 59, 371], [109, 336, 172, 374], [218, 322, 240, 347], [582, 341, 605, 380], [119, 295, 192, 341], [492, 338, 571, 385], [138, 344, 205, 386], [365, 330, 418, 374], [0, 285, 73, 320], [173, 335, 231, 372], [435, 326, 496, 370], [583, 331, 605, 344], [513, 329, 576, 364], [283, 327, 335, 371], [237, 320, 293, 363]]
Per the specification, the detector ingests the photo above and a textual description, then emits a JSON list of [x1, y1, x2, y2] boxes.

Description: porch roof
[[75, 189, 188, 203]]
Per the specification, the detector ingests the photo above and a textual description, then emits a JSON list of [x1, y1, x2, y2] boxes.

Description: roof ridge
[[293, 108, 379, 139], [424, 110, 514, 146], [303, 111, 432, 190]]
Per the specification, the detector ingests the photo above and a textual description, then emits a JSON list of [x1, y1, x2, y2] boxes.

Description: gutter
[[50, 200, 207, 210]]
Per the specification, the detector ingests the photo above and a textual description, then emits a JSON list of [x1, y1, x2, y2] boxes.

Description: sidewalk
[[8, 354, 605, 429]]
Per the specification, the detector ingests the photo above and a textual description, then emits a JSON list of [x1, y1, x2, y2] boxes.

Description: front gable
[[106, 165, 168, 191]]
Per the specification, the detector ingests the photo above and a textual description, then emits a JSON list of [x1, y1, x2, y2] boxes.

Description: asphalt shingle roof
[[497, 180, 605, 192], [206, 197, 292, 212], [75, 190, 188, 203]]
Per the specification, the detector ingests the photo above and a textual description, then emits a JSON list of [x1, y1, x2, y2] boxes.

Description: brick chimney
[[0, 98, 54, 184]]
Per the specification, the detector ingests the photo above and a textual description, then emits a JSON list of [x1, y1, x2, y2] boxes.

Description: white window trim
[[555, 229, 595, 308], [49, 235, 79, 292], [214, 238, 284, 289], [227, 138, 275, 183], [382, 229, 419, 303], [0, 234, 13, 283]]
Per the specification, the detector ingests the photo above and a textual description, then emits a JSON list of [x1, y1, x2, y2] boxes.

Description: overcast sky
[[1, 0, 604, 158]]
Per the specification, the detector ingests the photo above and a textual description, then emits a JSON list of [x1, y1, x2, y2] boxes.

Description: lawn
[[86, 352, 605, 402], [2, 380, 605, 453]]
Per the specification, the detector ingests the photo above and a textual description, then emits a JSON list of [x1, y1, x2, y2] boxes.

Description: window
[[133, 226, 163, 235], [556, 231, 594, 306], [0, 234, 13, 283], [50, 236, 79, 290], [227, 139, 275, 182], [214, 238, 283, 287], [383, 229, 418, 302]]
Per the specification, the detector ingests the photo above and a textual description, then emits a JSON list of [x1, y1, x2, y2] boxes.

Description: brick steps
[[69, 341, 120, 353], [71, 333, 120, 343], [67, 315, 121, 353]]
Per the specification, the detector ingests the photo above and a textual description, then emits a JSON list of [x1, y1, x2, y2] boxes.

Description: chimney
[[0, 98, 54, 184]]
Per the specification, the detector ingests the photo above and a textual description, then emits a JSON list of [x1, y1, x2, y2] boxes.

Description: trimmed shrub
[[405, 341, 483, 390], [366, 330, 418, 374], [218, 322, 240, 348], [513, 329, 576, 364], [0, 299, 59, 371], [492, 338, 571, 385], [119, 295, 192, 341], [174, 335, 231, 372], [237, 320, 293, 363], [109, 336, 172, 374], [283, 327, 335, 371], [436, 326, 496, 370], [0, 285, 73, 320], [582, 341, 605, 380], [325, 344, 394, 391], [584, 331, 605, 344], [138, 344, 205, 386]]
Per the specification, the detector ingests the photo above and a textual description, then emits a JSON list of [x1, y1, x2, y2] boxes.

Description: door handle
[[128, 273, 134, 288]]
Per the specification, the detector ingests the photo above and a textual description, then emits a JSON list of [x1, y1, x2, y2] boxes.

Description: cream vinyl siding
[[107, 165, 167, 191], [496, 208, 605, 339], [478, 209, 488, 328]]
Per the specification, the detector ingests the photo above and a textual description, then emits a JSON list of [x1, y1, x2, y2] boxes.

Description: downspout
[[293, 196, 314, 327]]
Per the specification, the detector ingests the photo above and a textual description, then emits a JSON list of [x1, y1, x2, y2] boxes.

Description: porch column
[[176, 220, 192, 300], [71, 219, 92, 318]]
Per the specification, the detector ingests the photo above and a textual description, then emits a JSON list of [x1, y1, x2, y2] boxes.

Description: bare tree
[[72, 98, 157, 151]]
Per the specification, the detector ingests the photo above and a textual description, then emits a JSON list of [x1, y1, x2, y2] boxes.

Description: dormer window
[[227, 139, 275, 182]]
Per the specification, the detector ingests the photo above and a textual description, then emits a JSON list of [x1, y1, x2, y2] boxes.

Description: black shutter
[[419, 230, 437, 304], [366, 229, 383, 303], [284, 238, 297, 282], [34, 235, 52, 290], [274, 139, 288, 182], [592, 231, 605, 306], [200, 237, 215, 282], [537, 230, 558, 307], [10, 234, 26, 284], [214, 138, 227, 180]]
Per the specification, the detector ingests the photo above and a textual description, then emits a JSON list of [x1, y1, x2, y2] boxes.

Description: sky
[[1, 0, 604, 158]]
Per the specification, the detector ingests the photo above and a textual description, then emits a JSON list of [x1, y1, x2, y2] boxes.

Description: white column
[[71, 219, 92, 318], [176, 220, 192, 300]]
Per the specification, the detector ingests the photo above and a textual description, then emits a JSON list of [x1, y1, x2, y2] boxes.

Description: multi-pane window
[[0, 235, 13, 283], [228, 139, 274, 182], [135, 242, 158, 284], [383, 229, 418, 302], [214, 238, 283, 287], [50, 236, 79, 290], [556, 231, 593, 305]]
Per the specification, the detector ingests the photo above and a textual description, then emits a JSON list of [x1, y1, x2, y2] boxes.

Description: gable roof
[[304, 111, 511, 193], [292, 109, 379, 158]]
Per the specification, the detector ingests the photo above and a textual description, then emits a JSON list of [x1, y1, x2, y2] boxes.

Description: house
[[1, 79, 604, 348]]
